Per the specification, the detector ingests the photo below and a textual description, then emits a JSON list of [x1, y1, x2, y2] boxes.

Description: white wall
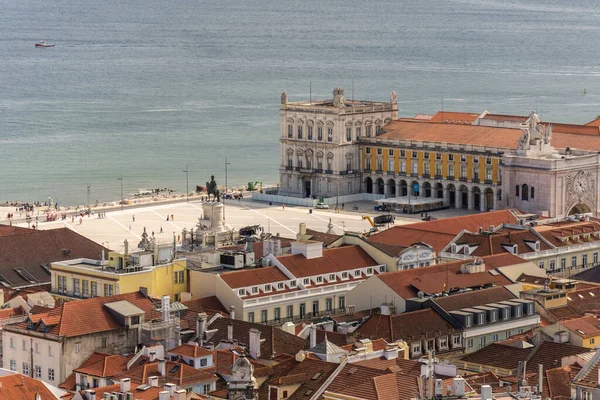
[[2, 330, 62, 385], [346, 276, 406, 313]]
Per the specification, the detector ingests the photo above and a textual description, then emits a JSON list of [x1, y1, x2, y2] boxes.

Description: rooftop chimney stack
[[309, 325, 317, 349], [481, 385, 492, 400], [84, 390, 96, 400], [158, 359, 166, 377], [249, 328, 262, 359], [229, 306, 235, 320], [148, 376, 159, 387], [164, 383, 177, 396], [539, 364, 544, 395], [119, 378, 131, 393], [161, 295, 171, 322], [227, 323, 233, 341], [453, 377, 465, 396]]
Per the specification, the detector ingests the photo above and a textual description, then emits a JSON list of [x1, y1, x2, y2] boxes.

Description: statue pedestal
[[201, 202, 225, 232]]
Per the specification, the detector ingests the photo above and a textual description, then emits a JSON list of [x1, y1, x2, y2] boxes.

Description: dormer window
[[329, 274, 335, 281], [489, 311, 497, 323], [478, 313, 485, 325], [316, 276, 323, 283], [514, 306, 521, 318], [239, 288, 246, 296], [464, 315, 472, 328], [252, 287, 259, 294], [379, 266, 386, 272], [503, 309, 510, 320], [366, 268, 373, 275], [354, 270, 361, 277], [341, 272, 348, 279], [264, 284, 272, 292], [303, 278, 310, 285], [290, 281, 297, 287], [27, 320, 33, 329], [277, 283, 284, 290]]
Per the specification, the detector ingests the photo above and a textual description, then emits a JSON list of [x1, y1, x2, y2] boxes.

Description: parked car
[[316, 203, 330, 209]]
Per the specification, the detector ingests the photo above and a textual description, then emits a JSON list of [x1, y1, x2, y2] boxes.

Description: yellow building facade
[[362, 142, 503, 211], [50, 251, 187, 301]]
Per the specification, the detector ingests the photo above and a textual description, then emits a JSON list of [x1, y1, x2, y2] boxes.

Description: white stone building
[[278, 87, 398, 198]]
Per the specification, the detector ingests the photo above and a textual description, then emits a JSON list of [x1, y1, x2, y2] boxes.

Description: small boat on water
[[35, 41, 55, 48]]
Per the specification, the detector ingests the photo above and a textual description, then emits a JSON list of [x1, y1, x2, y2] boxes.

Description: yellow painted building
[[50, 248, 187, 301]]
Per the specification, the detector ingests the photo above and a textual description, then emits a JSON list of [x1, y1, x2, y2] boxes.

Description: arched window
[[522, 184, 529, 201], [516, 185, 520, 197], [531, 187, 535, 199]]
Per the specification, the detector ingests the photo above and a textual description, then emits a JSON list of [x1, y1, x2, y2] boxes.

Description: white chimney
[[158, 392, 170, 400], [84, 390, 96, 400], [309, 325, 317, 349], [161, 295, 171, 322], [481, 385, 492, 400], [119, 378, 131, 393], [124, 239, 129, 257], [291, 241, 323, 259], [148, 376, 159, 387], [249, 328, 262, 359], [383, 346, 398, 360], [227, 324, 233, 341], [229, 306, 235, 320], [380, 303, 392, 316], [196, 313, 208, 342], [174, 389, 187, 400], [164, 383, 177, 396], [453, 377, 465, 396], [281, 322, 295, 335], [539, 364, 544, 395], [158, 360, 166, 377]]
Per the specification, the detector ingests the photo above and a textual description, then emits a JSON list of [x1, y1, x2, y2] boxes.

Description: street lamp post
[[183, 164, 189, 203], [87, 183, 91, 212], [224, 157, 231, 219], [117, 173, 123, 211]]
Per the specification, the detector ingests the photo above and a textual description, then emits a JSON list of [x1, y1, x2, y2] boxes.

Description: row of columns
[[380, 180, 493, 212]]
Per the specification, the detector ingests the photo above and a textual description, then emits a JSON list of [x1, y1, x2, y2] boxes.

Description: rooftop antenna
[[309, 81, 312, 105], [352, 79, 354, 102]]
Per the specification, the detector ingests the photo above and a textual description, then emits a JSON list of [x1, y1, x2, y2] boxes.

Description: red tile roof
[[114, 360, 217, 386], [73, 352, 132, 377], [433, 286, 516, 311], [0, 373, 63, 399], [562, 316, 600, 338], [0, 306, 26, 320], [547, 365, 581, 399], [169, 343, 212, 358], [0, 227, 108, 288], [10, 291, 158, 338], [378, 120, 600, 152], [181, 296, 227, 314], [277, 245, 379, 278], [0, 224, 35, 237], [374, 253, 519, 299], [429, 111, 480, 124], [355, 309, 456, 343], [219, 266, 288, 288], [367, 210, 520, 252]]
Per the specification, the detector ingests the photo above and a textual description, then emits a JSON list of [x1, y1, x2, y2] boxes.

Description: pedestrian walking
[[166, 215, 169, 221], [171, 214, 174, 221], [160, 226, 163, 233], [129, 225, 131, 231], [132, 215, 135, 222]]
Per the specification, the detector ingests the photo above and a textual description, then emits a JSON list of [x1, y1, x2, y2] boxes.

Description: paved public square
[[4, 198, 477, 252]]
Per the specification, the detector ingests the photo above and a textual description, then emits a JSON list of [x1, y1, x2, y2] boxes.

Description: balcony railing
[[325, 170, 333, 174], [410, 173, 418, 177], [285, 166, 293, 170], [386, 171, 395, 175], [484, 179, 493, 185], [422, 174, 430, 178], [315, 168, 323, 173], [447, 175, 455, 180], [399, 172, 407, 176], [459, 177, 468, 182], [262, 308, 347, 326], [435, 175, 443, 179], [364, 168, 371, 173], [472, 178, 480, 183], [375, 169, 383, 174]]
